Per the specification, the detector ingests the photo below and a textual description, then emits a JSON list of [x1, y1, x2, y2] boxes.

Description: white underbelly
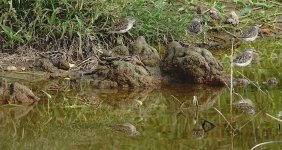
[[234, 59, 252, 67], [243, 35, 258, 41]]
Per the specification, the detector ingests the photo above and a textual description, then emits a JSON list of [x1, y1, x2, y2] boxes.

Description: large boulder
[[161, 41, 229, 86]]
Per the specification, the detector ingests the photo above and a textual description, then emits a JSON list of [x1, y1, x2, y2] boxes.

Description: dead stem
[[265, 113, 282, 122], [250, 141, 282, 150], [213, 107, 236, 133]]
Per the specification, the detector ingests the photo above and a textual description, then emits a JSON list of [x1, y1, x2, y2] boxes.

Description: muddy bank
[[0, 36, 229, 89]]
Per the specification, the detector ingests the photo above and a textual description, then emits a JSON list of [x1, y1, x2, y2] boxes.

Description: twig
[[213, 107, 235, 132], [230, 38, 234, 114], [265, 113, 282, 122], [250, 141, 282, 150], [239, 111, 262, 130], [237, 71, 268, 96], [171, 95, 182, 104]]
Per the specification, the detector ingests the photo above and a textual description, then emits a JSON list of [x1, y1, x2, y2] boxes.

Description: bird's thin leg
[[128, 31, 134, 40], [203, 31, 206, 44]]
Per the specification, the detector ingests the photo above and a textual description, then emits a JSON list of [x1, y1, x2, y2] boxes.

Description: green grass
[[0, 0, 281, 51]]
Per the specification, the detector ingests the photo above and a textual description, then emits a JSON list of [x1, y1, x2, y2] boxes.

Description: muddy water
[[0, 39, 282, 149]]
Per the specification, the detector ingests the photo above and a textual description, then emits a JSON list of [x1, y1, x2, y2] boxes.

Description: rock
[[0, 77, 39, 105], [91, 36, 161, 88], [34, 58, 58, 73], [161, 41, 229, 86], [130, 36, 160, 66], [107, 60, 158, 88], [110, 45, 129, 56]]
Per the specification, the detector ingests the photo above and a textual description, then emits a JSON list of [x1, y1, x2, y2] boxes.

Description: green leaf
[[75, 15, 83, 28], [0, 24, 14, 38], [240, 6, 252, 16]]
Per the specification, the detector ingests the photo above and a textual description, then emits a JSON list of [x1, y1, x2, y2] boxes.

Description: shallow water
[[0, 39, 282, 150]]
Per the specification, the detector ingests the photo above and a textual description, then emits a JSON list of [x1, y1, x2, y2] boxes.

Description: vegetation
[[0, 0, 281, 51]]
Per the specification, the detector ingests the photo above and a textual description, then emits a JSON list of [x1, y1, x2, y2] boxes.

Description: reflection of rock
[[0, 78, 40, 105], [0, 102, 37, 126], [0, 78, 9, 105], [8, 83, 40, 104], [164, 85, 224, 113], [92, 36, 161, 88], [108, 122, 140, 136], [162, 41, 229, 86], [98, 88, 156, 109], [40, 79, 71, 91]]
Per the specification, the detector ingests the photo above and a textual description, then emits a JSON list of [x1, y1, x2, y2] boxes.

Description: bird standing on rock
[[108, 17, 136, 34], [70, 56, 99, 75], [233, 48, 254, 67]]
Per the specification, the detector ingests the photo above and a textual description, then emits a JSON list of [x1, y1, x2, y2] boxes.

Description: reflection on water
[[0, 82, 281, 150]]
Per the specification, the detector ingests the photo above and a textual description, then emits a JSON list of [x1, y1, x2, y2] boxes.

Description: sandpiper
[[38, 51, 68, 65], [108, 122, 140, 136], [208, 8, 220, 20], [225, 11, 239, 26], [188, 18, 203, 34], [233, 48, 253, 67], [70, 56, 99, 75], [240, 24, 261, 41], [38, 51, 71, 70], [233, 99, 255, 115], [263, 77, 278, 85], [108, 17, 136, 34], [192, 119, 216, 139], [233, 78, 250, 86], [196, 5, 204, 14]]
